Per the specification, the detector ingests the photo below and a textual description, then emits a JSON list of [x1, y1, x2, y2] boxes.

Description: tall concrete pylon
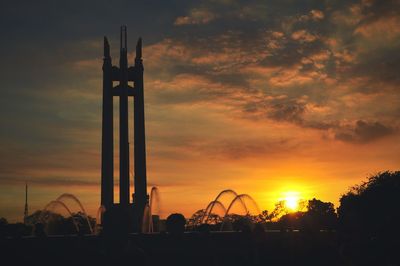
[[101, 26, 148, 232]]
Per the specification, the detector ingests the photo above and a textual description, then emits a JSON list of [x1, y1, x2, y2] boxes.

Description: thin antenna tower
[[24, 183, 28, 224]]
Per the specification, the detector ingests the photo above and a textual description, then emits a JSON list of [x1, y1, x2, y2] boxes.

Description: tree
[[264, 200, 289, 221], [338, 171, 400, 236], [166, 213, 186, 235], [225, 214, 253, 232], [275, 198, 337, 231], [207, 213, 223, 225], [0, 217, 8, 238], [303, 198, 337, 231], [187, 209, 206, 228], [278, 211, 305, 231], [338, 171, 400, 265], [25, 210, 95, 235], [0, 217, 7, 226]]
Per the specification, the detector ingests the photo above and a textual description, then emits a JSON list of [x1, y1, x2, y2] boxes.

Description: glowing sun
[[283, 192, 300, 211]]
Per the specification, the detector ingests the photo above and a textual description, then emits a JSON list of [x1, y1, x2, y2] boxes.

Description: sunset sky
[[0, 0, 399, 222]]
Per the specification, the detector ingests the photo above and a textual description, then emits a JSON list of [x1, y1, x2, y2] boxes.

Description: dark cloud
[[203, 140, 288, 160], [358, 0, 400, 23], [350, 45, 400, 92], [335, 120, 395, 143], [184, 138, 294, 160], [269, 100, 306, 123]]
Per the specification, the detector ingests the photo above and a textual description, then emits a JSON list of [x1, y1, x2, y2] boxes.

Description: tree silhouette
[[25, 210, 95, 235], [230, 214, 253, 232], [0, 217, 8, 238], [338, 171, 400, 265], [303, 198, 337, 231], [186, 209, 205, 228], [166, 213, 186, 235], [0, 217, 7, 226], [278, 211, 305, 231], [276, 198, 337, 231], [338, 171, 400, 236]]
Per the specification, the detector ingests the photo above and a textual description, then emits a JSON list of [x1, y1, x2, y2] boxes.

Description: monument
[[101, 26, 148, 232], [24, 183, 28, 224]]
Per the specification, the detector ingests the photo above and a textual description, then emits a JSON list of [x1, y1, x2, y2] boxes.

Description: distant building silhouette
[[101, 26, 148, 232]]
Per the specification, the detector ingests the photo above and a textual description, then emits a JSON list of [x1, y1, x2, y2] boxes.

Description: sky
[[0, 0, 399, 222]]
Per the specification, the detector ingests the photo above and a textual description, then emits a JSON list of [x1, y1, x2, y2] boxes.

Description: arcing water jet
[[56, 193, 93, 233], [142, 186, 161, 233], [41, 200, 80, 234], [199, 189, 238, 224], [220, 194, 261, 230], [200, 200, 227, 225]]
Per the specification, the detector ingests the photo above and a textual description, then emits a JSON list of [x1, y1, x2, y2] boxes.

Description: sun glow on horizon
[[282, 191, 301, 211]]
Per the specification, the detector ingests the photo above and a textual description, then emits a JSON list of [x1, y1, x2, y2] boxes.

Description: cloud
[[190, 138, 293, 160], [291, 30, 318, 43], [310, 10, 325, 20], [354, 16, 400, 40], [299, 9, 325, 22], [268, 99, 307, 124], [335, 120, 395, 143], [148, 73, 238, 105], [267, 65, 319, 87], [142, 9, 399, 144], [174, 8, 217, 25]]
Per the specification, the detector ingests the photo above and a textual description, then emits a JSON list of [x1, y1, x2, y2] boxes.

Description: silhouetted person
[[166, 213, 186, 235]]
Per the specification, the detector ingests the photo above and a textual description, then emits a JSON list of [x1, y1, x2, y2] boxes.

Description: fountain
[[56, 193, 93, 233], [142, 204, 152, 233], [40, 193, 94, 235], [142, 187, 161, 233], [224, 194, 260, 217], [39, 188, 161, 235], [40, 200, 80, 234], [201, 200, 226, 225], [194, 189, 261, 231], [220, 194, 260, 230], [199, 189, 238, 224], [94, 205, 106, 234], [211, 189, 238, 206], [149, 187, 161, 216]]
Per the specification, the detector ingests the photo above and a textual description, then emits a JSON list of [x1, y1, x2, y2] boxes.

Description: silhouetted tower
[[101, 26, 148, 232], [24, 183, 28, 224]]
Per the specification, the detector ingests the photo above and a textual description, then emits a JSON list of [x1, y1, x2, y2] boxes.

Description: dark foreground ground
[[0, 231, 394, 266]]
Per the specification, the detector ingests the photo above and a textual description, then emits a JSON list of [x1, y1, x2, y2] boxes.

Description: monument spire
[[119, 25, 130, 206], [24, 183, 28, 224], [133, 35, 147, 225], [101, 33, 114, 210], [136, 37, 142, 60], [104, 36, 110, 58], [100, 26, 148, 232]]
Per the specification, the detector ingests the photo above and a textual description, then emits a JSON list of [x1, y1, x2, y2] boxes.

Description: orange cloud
[[291, 30, 318, 43], [174, 8, 217, 25], [268, 65, 316, 87], [354, 16, 400, 40]]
